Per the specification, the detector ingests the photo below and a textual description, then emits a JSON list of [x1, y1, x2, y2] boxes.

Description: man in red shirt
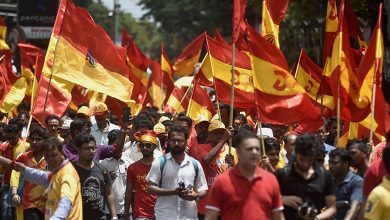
[[124, 130, 158, 220], [205, 130, 285, 220]]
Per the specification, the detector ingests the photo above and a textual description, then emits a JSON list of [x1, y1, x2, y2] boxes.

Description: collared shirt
[[91, 121, 119, 145], [335, 171, 363, 220], [275, 164, 335, 220], [99, 155, 133, 214], [206, 166, 283, 220], [364, 176, 390, 220], [146, 153, 208, 220], [63, 142, 119, 162]]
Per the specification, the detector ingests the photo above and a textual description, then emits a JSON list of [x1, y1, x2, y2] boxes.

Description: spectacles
[[168, 139, 186, 144]]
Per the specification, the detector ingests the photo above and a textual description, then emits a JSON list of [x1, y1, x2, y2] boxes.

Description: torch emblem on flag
[[86, 51, 97, 68]]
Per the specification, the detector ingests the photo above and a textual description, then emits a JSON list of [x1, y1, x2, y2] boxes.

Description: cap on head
[[158, 116, 170, 123], [77, 106, 90, 117], [135, 130, 158, 145], [154, 123, 166, 134], [208, 119, 225, 132], [194, 116, 209, 125], [61, 119, 73, 130], [93, 102, 108, 116]]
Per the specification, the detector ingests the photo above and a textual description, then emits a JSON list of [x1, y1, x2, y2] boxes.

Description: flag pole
[[0, 55, 4, 62], [369, 82, 377, 144], [176, 83, 193, 115], [228, 42, 236, 154]]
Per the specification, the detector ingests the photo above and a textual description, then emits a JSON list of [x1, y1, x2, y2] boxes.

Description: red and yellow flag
[[232, 0, 247, 43], [327, 0, 370, 122], [143, 61, 164, 109], [323, 0, 339, 64], [295, 49, 334, 116], [164, 86, 189, 114], [261, 0, 289, 48], [173, 33, 205, 76], [187, 82, 216, 121], [205, 35, 256, 108], [246, 25, 323, 131], [161, 42, 174, 102], [42, 0, 134, 103], [31, 74, 71, 124], [345, 1, 367, 51], [348, 3, 389, 144], [0, 17, 12, 73], [0, 58, 26, 113], [126, 36, 151, 87]]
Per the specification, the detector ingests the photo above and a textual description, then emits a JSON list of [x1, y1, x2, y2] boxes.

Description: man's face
[[95, 113, 107, 129], [167, 131, 187, 156], [6, 131, 19, 146], [77, 141, 96, 162], [29, 134, 44, 152], [295, 153, 315, 172], [208, 129, 226, 146], [329, 155, 348, 177], [348, 145, 366, 166], [266, 149, 280, 167], [176, 121, 190, 133], [195, 121, 209, 144], [44, 147, 64, 169], [46, 119, 60, 137], [18, 114, 28, 126], [315, 126, 328, 144], [138, 141, 156, 157], [285, 134, 297, 154], [237, 138, 261, 167], [270, 125, 287, 139]]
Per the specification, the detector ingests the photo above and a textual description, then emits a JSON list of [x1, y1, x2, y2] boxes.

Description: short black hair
[[232, 130, 259, 148], [0, 122, 7, 130], [234, 114, 247, 123], [29, 126, 50, 139], [45, 114, 61, 125], [295, 133, 322, 157], [382, 146, 390, 173], [42, 137, 63, 154], [264, 138, 281, 153], [8, 118, 22, 132], [132, 117, 153, 131], [70, 118, 92, 135], [176, 115, 193, 128], [346, 139, 369, 154], [329, 148, 351, 165], [325, 116, 337, 131], [168, 124, 189, 140], [108, 129, 120, 145], [239, 123, 254, 133], [5, 123, 20, 134], [74, 134, 96, 149]]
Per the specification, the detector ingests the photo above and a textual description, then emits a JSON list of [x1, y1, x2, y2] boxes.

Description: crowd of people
[[0, 101, 388, 220]]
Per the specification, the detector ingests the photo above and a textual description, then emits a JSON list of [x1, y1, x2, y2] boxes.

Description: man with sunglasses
[[0, 120, 29, 219], [124, 130, 158, 220], [44, 114, 62, 141]]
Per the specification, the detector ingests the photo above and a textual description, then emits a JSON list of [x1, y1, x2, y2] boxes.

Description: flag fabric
[[246, 25, 323, 131], [42, 0, 134, 103], [295, 49, 334, 116], [205, 35, 256, 108], [31, 74, 71, 125], [214, 30, 228, 47], [0, 17, 12, 73], [323, 0, 339, 64], [121, 29, 132, 47], [194, 53, 214, 87], [126, 36, 151, 86], [18, 43, 45, 99], [143, 61, 164, 108], [261, 0, 289, 48], [327, 0, 371, 122], [161, 43, 174, 102], [232, 0, 247, 43], [173, 33, 205, 76], [345, 1, 367, 50], [0, 59, 26, 113], [164, 86, 189, 114], [353, 3, 389, 141], [187, 82, 216, 121]]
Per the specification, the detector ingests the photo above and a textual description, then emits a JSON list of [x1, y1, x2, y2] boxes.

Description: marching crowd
[[0, 101, 388, 220]]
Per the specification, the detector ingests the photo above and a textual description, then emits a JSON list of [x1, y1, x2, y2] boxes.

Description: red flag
[[232, 0, 247, 43], [31, 74, 71, 124], [164, 86, 189, 114], [246, 25, 323, 131], [214, 30, 228, 47], [143, 61, 164, 108], [187, 82, 216, 121], [121, 29, 132, 47], [173, 33, 205, 76], [161, 42, 174, 103], [345, 1, 367, 50]]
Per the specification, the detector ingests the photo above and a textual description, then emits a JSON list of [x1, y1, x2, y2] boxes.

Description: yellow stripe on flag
[[128, 61, 148, 86], [0, 78, 26, 113], [166, 94, 186, 113], [187, 98, 214, 121]]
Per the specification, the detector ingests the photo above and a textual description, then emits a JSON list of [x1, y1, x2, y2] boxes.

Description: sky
[[100, 0, 146, 20]]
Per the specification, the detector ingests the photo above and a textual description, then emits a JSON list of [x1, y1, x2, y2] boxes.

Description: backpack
[[158, 155, 199, 187]]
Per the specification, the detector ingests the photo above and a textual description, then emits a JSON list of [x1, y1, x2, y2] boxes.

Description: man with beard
[[275, 133, 336, 220], [147, 124, 208, 220], [188, 118, 210, 149], [346, 139, 369, 177], [72, 134, 118, 220], [124, 130, 158, 220], [189, 119, 236, 219]]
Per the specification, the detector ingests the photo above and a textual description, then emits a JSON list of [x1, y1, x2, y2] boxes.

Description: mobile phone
[[122, 107, 131, 122]]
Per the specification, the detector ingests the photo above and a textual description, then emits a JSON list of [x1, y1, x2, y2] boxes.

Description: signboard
[[17, 0, 59, 39]]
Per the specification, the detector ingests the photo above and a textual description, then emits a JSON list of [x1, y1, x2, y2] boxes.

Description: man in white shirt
[[91, 102, 119, 145], [147, 124, 208, 220]]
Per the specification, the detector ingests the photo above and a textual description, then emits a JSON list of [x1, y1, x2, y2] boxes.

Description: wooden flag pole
[[228, 42, 236, 155], [369, 82, 377, 145], [0, 55, 4, 62], [176, 83, 193, 115]]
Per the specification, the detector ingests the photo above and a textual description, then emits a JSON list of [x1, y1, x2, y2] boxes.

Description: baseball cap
[[208, 119, 225, 132], [93, 102, 108, 116], [77, 106, 91, 117], [60, 119, 72, 130], [158, 116, 170, 123], [154, 122, 166, 134]]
